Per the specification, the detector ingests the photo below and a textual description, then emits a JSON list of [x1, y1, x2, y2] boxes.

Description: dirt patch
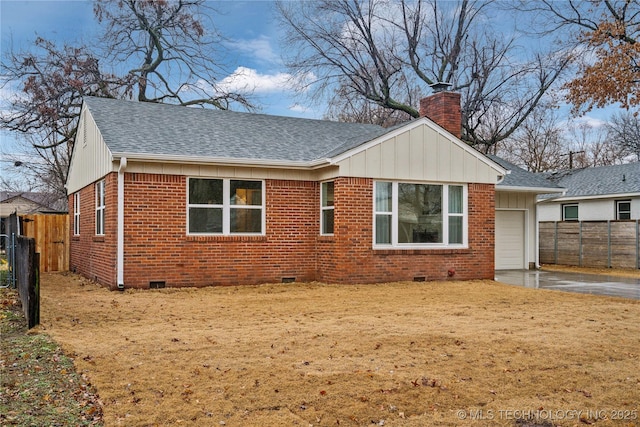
[[36, 272, 639, 426]]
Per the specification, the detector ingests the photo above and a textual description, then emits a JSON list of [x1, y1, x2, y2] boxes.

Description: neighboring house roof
[[0, 191, 67, 215], [83, 96, 392, 163], [539, 162, 640, 202], [487, 155, 565, 193]]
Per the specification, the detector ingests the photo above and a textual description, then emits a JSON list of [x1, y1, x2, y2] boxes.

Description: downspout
[[535, 202, 540, 269], [117, 157, 127, 290]]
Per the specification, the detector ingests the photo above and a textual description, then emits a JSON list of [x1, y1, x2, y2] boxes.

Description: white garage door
[[495, 210, 525, 270]]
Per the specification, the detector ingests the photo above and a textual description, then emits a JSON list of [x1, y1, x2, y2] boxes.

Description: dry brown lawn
[[36, 272, 639, 427]]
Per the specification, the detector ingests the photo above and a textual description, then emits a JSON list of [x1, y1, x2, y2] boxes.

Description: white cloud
[[288, 103, 313, 113], [225, 36, 280, 65], [216, 67, 315, 95]]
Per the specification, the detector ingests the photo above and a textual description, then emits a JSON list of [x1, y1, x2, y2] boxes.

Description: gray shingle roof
[[486, 155, 563, 191], [543, 162, 640, 198], [84, 97, 391, 163]]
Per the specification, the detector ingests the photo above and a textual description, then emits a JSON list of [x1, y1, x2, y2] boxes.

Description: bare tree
[[324, 79, 415, 127], [94, 0, 251, 109], [497, 106, 567, 172], [606, 111, 640, 161], [277, 0, 570, 152], [565, 121, 626, 168], [1, 38, 123, 152], [516, 0, 640, 113]]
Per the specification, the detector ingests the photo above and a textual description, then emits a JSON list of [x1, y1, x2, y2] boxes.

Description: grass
[[34, 271, 640, 426], [0, 287, 103, 426]]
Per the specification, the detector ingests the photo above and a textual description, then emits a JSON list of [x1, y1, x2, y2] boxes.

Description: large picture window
[[188, 178, 264, 235], [320, 181, 334, 235], [374, 181, 466, 247], [95, 180, 105, 235], [73, 192, 80, 235]]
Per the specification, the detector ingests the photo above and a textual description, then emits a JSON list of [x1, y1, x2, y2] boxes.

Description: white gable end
[[331, 119, 505, 183], [66, 103, 115, 194]]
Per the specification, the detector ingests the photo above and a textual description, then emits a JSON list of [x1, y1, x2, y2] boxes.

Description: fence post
[[579, 221, 583, 267], [554, 221, 558, 265], [16, 236, 40, 329], [607, 221, 612, 268], [30, 252, 40, 328]]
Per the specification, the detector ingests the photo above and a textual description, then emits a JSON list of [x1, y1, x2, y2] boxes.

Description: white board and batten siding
[[334, 121, 503, 184], [67, 105, 115, 194]]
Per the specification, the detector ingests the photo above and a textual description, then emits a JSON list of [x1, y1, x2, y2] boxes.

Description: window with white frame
[[374, 181, 466, 247], [321, 181, 334, 235], [616, 200, 631, 220], [95, 180, 105, 235], [562, 203, 578, 221], [73, 192, 80, 235], [188, 178, 264, 234]]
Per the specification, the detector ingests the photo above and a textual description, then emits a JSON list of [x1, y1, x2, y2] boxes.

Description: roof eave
[[538, 191, 640, 203], [497, 185, 566, 194], [112, 152, 332, 170]]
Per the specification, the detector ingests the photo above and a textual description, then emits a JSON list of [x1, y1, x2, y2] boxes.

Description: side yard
[[29, 272, 640, 426], [0, 287, 103, 425]]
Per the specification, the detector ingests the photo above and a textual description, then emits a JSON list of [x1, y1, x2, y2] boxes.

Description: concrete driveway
[[495, 269, 640, 300]]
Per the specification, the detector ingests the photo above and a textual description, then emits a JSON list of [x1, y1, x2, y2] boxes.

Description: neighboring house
[[0, 191, 67, 218], [1, 192, 67, 246], [538, 163, 640, 221], [67, 94, 553, 289]]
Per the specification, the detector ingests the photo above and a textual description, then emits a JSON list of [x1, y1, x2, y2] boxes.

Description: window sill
[[93, 236, 105, 242], [374, 247, 471, 255], [186, 235, 267, 242], [318, 235, 335, 242], [72, 236, 80, 241]]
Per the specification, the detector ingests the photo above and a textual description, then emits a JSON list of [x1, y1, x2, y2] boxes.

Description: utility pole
[[562, 150, 585, 169]]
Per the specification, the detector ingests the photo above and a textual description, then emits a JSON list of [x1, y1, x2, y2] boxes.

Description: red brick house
[[67, 94, 515, 290]]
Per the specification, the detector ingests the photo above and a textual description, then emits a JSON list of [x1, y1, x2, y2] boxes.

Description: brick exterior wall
[[70, 173, 495, 289], [69, 172, 118, 288], [318, 178, 495, 283], [73, 173, 319, 288]]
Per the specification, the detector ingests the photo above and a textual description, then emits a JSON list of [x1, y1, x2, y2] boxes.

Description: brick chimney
[[419, 84, 462, 139]]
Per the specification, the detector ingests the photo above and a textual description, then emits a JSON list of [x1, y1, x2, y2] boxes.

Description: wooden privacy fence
[[540, 220, 640, 269], [20, 213, 69, 273], [5, 213, 40, 328]]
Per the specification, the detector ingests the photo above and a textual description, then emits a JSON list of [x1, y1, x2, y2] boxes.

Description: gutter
[[117, 157, 127, 290], [497, 185, 565, 194], [112, 152, 332, 170]]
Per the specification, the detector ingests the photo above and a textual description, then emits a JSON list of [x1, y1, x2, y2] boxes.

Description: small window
[[562, 203, 578, 221], [187, 178, 264, 235], [320, 181, 334, 235], [616, 200, 631, 220], [73, 192, 80, 235], [95, 180, 105, 235]]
